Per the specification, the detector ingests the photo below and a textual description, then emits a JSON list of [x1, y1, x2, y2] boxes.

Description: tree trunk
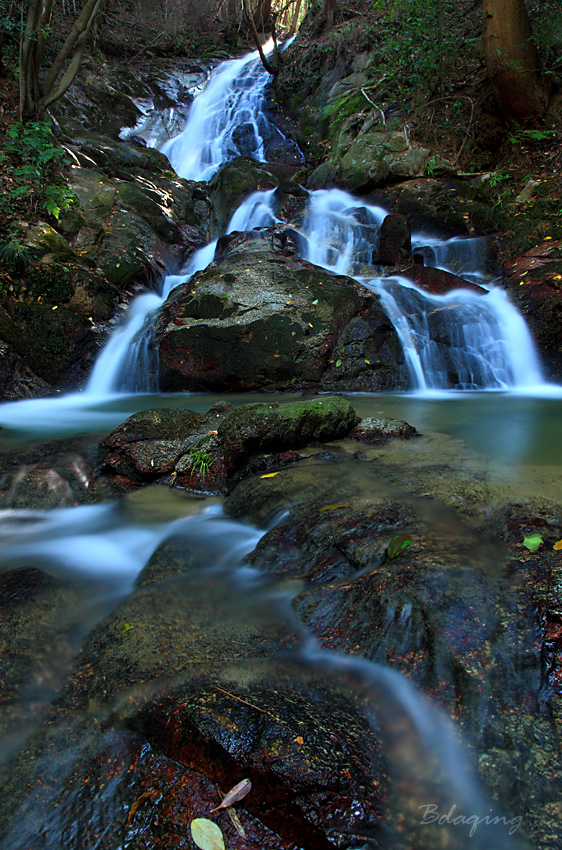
[[482, 0, 549, 124], [326, 0, 336, 28]]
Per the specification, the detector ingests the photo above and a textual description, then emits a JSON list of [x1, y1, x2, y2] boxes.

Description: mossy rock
[[116, 182, 179, 242], [208, 157, 279, 236], [24, 223, 75, 263], [97, 210, 162, 286], [219, 396, 360, 473], [69, 168, 117, 219], [9, 302, 90, 385]]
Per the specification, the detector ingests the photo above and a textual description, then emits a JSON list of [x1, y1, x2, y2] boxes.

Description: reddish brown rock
[[406, 255, 487, 295]]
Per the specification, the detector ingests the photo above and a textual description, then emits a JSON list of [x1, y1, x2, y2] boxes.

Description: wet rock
[[99, 407, 208, 486], [0, 447, 95, 509], [220, 396, 359, 475], [407, 255, 487, 295], [504, 239, 562, 382], [0, 341, 53, 402], [208, 157, 279, 236], [308, 132, 430, 193], [0, 566, 86, 741], [156, 235, 404, 393], [353, 416, 418, 443], [98, 397, 359, 496], [133, 672, 386, 848], [376, 213, 411, 265], [227, 457, 506, 728]]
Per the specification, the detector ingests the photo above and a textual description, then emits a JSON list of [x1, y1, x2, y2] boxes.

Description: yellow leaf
[[296, 736, 304, 744], [553, 540, 562, 551], [190, 819, 225, 850], [260, 472, 279, 479], [320, 503, 350, 512], [545, 236, 553, 240], [554, 275, 562, 281]]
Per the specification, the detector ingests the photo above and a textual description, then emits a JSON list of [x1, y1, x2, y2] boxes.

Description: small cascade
[[370, 277, 544, 391], [85, 191, 278, 395], [300, 188, 387, 275], [297, 188, 545, 392], [160, 40, 291, 181]]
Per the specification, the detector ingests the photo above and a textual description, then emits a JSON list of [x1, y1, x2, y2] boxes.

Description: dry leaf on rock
[[210, 778, 252, 812]]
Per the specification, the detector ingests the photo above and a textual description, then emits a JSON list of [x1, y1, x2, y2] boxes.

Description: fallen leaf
[[296, 736, 304, 744], [210, 779, 251, 812], [226, 807, 246, 838], [260, 472, 279, 479], [554, 540, 562, 551], [336, 358, 342, 367], [190, 819, 225, 850], [312, 299, 318, 305], [126, 791, 153, 825], [388, 533, 412, 559], [320, 503, 350, 512], [364, 359, 370, 365], [523, 533, 543, 551]]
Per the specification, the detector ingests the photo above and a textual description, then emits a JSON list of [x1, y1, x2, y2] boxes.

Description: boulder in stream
[[155, 230, 405, 393]]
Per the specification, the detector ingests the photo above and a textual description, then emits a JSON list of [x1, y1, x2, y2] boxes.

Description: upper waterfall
[[160, 40, 280, 182]]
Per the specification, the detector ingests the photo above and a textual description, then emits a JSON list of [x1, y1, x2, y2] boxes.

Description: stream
[[0, 41, 560, 850]]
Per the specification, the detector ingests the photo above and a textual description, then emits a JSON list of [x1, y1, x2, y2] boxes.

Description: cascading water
[[86, 188, 278, 395], [160, 39, 294, 182], [298, 188, 545, 392], [0, 41, 557, 850]]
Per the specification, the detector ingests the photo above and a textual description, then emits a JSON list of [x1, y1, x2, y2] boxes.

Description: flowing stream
[[0, 39, 559, 850]]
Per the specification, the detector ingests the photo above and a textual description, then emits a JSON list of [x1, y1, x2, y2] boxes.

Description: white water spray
[[161, 40, 282, 181], [299, 189, 545, 392]]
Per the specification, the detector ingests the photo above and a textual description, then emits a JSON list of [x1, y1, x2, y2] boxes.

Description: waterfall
[[85, 190, 278, 395], [82, 45, 548, 399], [160, 39, 288, 182], [370, 277, 544, 392], [298, 189, 544, 392]]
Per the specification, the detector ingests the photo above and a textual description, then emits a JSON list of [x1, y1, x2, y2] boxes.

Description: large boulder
[[155, 230, 404, 392], [309, 131, 431, 193]]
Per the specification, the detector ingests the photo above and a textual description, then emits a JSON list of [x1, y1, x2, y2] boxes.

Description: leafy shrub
[[0, 121, 75, 220]]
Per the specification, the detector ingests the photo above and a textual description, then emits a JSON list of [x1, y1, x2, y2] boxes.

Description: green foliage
[[532, 5, 562, 71], [0, 0, 19, 42], [0, 238, 35, 273], [370, 0, 456, 93], [507, 124, 559, 146], [488, 167, 511, 187], [0, 121, 75, 220], [189, 449, 214, 480], [523, 533, 542, 551]]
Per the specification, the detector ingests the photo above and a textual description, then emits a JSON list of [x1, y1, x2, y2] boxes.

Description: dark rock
[[100, 408, 207, 485], [406, 255, 487, 295], [0, 341, 53, 402], [376, 213, 411, 265], [505, 239, 562, 382], [208, 157, 279, 236], [98, 398, 359, 496], [156, 238, 404, 393]]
